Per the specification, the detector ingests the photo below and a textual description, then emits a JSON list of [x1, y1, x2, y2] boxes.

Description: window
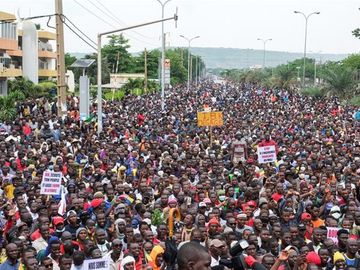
[[0, 22, 16, 40]]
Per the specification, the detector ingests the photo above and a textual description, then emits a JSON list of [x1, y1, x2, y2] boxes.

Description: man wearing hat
[[209, 239, 225, 267], [236, 213, 253, 235]]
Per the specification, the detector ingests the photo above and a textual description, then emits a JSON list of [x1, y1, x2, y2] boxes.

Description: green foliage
[[273, 65, 296, 89], [8, 77, 52, 99], [8, 77, 34, 94], [342, 54, 360, 70], [122, 78, 158, 95], [352, 28, 360, 39], [321, 64, 355, 99], [167, 48, 188, 84], [151, 209, 164, 227], [102, 34, 132, 73], [0, 91, 26, 121], [65, 53, 77, 69], [76, 53, 110, 85], [301, 87, 324, 98], [104, 90, 125, 101], [349, 96, 360, 106], [8, 90, 26, 101]]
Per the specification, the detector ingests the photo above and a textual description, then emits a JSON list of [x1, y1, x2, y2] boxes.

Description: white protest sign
[[233, 140, 247, 163], [40, 171, 62, 195], [327, 227, 340, 244], [257, 145, 277, 164], [83, 258, 110, 270]]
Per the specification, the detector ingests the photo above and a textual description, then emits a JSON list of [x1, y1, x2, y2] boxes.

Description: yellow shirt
[[4, 184, 15, 200]]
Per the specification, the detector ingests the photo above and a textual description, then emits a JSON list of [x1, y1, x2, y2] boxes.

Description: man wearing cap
[[64, 210, 80, 239], [209, 239, 225, 267], [52, 216, 65, 238], [236, 213, 253, 235]]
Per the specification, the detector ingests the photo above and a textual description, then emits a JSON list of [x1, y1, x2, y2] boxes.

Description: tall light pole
[[257, 38, 272, 69], [156, 0, 171, 111], [180, 35, 200, 91], [96, 15, 178, 134], [294, 10, 320, 88]]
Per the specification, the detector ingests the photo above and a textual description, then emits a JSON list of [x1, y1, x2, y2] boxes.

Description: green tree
[[322, 64, 355, 98], [79, 53, 110, 85], [342, 54, 360, 70], [0, 91, 25, 121], [166, 48, 187, 85], [65, 53, 77, 69], [133, 49, 161, 79], [273, 65, 296, 89], [352, 28, 360, 39], [102, 34, 132, 73]]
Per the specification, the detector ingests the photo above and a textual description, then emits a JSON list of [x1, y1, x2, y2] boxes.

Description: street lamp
[[156, 0, 172, 111], [294, 10, 320, 88], [96, 15, 178, 134], [257, 38, 272, 69], [180, 35, 200, 92]]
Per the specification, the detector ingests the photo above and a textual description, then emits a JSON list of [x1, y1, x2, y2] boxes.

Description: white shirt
[[211, 256, 219, 267]]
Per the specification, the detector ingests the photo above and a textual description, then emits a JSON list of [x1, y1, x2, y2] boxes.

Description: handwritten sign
[[233, 140, 247, 163], [257, 145, 277, 164], [197, 111, 223, 127], [40, 171, 62, 195], [83, 258, 110, 270], [327, 227, 340, 244]]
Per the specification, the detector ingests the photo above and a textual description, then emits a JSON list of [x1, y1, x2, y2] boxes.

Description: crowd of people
[[0, 80, 359, 270]]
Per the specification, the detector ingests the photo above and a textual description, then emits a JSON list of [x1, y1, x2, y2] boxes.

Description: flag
[[58, 186, 67, 216], [119, 194, 134, 205]]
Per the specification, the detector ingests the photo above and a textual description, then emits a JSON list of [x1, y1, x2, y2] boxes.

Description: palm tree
[[274, 65, 296, 89], [0, 91, 25, 121], [322, 64, 355, 99]]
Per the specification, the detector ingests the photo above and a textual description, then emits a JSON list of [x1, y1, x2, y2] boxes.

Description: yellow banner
[[197, 111, 223, 127]]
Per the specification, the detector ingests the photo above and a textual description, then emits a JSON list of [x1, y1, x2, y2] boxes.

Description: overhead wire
[[84, 0, 159, 47], [61, 15, 96, 47], [93, 0, 158, 40], [73, 0, 116, 29], [75, 0, 159, 47], [60, 15, 97, 51]]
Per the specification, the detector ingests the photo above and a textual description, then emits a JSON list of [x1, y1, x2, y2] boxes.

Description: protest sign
[[197, 111, 223, 127], [40, 171, 62, 195], [257, 145, 277, 164], [83, 258, 110, 270], [232, 140, 247, 163], [327, 227, 340, 244]]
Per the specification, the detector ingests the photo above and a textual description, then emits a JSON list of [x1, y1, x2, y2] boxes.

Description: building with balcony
[[0, 11, 56, 95]]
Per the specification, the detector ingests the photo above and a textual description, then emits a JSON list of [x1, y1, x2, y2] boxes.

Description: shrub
[[349, 96, 360, 106], [104, 90, 125, 101]]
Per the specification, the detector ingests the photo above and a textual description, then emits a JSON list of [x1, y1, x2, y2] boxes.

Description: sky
[[2, 0, 360, 54]]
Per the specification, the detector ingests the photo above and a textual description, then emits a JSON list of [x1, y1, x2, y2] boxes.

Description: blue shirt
[[0, 259, 19, 270]]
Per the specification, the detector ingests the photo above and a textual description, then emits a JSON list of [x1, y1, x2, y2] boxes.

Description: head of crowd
[[0, 81, 359, 270]]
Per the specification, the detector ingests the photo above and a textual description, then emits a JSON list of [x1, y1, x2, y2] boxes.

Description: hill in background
[[70, 47, 350, 70], [190, 47, 348, 69]]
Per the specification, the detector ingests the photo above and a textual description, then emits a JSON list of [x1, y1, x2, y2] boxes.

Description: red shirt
[[30, 228, 55, 241]]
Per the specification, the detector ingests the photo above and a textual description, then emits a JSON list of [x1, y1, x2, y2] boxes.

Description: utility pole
[[55, 0, 67, 116], [195, 56, 198, 85], [115, 51, 120, 74], [180, 35, 200, 92], [156, 0, 172, 111], [190, 55, 193, 83], [314, 59, 317, 85], [144, 48, 148, 93], [96, 14, 178, 134]]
